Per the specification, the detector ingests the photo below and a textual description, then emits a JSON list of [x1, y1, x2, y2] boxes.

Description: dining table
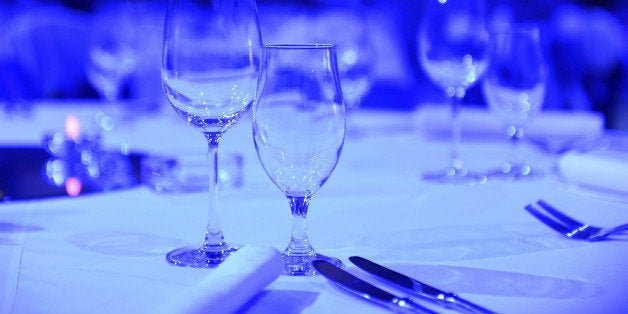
[[1, 99, 627, 314]]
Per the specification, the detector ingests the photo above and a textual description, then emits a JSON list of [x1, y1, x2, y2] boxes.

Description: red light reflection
[[65, 114, 81, 141], [65, 177, 82, 197]]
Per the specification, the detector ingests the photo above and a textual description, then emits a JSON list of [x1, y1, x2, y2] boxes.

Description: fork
[[524, 200, 628, 241]]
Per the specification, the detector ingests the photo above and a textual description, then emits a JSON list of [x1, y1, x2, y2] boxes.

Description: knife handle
[[392, 297, 438, 314]]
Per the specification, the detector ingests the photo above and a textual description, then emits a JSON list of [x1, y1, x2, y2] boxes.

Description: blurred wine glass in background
[[258, 4, 375, 136], [312, 9, 375, 138], [85, 2, 138, 131], [417, 0, 489, 184], [483, 24, 547, 180], [312, 9, 375, 112]]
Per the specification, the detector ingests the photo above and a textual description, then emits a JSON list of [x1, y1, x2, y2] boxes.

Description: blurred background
[[0, 0, 626, 129]]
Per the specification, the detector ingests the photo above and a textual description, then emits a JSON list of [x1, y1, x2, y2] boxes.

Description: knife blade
[[312, 260, 437, 314], [349, 256, 496, 314]]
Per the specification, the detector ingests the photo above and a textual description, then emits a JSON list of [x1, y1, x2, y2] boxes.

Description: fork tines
[[525, 200, 628, 241], [524, 203, 573, 235], [536, 200, 585, 227]]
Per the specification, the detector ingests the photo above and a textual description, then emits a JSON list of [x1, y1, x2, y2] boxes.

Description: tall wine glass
[[161, 0, 262, 267], [483, 24, 547, 180], [253, 44, 346, 276], [418, 0, 489, 184]]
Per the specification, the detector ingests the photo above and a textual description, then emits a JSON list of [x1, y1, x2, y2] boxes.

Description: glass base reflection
[[166, 245, 239, 268], [422, 166, 488, 185], [283, 253, 343, 276], [488, 162, 543, 181]]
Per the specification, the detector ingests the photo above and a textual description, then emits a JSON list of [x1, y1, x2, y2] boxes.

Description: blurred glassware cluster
[[0, 0, 164, 118], [39, 114, 245, 196], [141, 151, 244, 193], [259, 3, 376, 111], [0, 0, 626, 127], [41, 115, 137, 196]]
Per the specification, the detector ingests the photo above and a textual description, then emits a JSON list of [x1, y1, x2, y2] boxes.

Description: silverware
[[312, 260, 437, 314], [349, 256, 496, 314], [524, 200, 628, 241]]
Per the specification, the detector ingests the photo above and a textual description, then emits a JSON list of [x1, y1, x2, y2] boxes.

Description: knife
[[312, 260, 437, 314], [349, 256, 496, 314]]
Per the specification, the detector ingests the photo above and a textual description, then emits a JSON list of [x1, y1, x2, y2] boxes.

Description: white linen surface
[[0, 204, 35, 314], [559, 149, 628, 195], [1, 102, 628, 314]]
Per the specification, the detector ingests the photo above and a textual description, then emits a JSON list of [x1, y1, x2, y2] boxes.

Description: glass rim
[[263, 43, 336, 50]]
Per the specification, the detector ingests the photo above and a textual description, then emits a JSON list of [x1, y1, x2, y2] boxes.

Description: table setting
[[1, 0, 628, 313]]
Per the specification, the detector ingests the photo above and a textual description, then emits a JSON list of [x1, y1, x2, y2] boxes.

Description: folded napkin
[[158, 245, 282, 314], [559, 149, 628, 195]]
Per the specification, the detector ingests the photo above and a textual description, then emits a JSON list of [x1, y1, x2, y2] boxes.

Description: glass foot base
[[422, 167, 487, 185], [489, 163, 543, 181], [282, 253, 343, 276], [166, 245, 238, 268]]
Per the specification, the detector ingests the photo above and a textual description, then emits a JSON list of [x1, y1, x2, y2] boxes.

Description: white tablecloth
[[1, 101, 627, 313]]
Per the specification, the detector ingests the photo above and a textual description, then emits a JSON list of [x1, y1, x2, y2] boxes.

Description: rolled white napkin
[[159, 245, 282, 314], [559, 149, 628, 194]]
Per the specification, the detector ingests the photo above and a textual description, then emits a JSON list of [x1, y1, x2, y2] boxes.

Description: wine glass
[[85, 3, 138, 130], [418, 0, 490, 184], [312, 9, 374, 111], [313, 9, 375, 138], [253, 44, 346, 276], [161, 0, 262, 267], [482, 24, 547, 180]]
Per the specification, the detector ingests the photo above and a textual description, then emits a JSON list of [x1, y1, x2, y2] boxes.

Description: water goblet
[[417, 0, 490, 184], [161, 0, 262, 267], [253, 44, 346, 276], [482, 24, 548, 180]]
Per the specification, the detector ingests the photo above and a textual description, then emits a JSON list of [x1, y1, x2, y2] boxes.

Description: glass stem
[[286, 196, 314, 256], [202, 132, 226, 252], [102, 85, 121, 102], [507, 126, 524, 166], [450, 95, 463, 170]]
